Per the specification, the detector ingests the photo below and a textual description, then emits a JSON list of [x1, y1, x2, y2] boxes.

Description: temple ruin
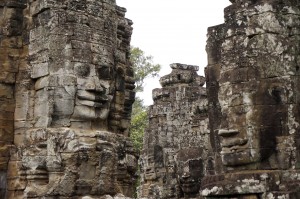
[[138, 63, 208, 199], [1, 0, 137, 198], [1, 0, 300, 198], [203, 0, 300, 198], [140, 0, 300, 198]]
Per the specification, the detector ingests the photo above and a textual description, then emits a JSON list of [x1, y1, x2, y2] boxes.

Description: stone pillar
[[204, 0, 300, 198], [0, 0, 27, 197], [4, 0, 137, 198], [139, 63, 209, 199]]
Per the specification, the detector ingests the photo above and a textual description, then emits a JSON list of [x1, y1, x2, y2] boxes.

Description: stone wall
[[0, 0, 27, 196], [204, 0, 300, 198], [138, 63, 209, 199], [0, 0, 137, 198]]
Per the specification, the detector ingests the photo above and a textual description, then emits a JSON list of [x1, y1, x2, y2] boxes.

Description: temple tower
[[139, 63, 209, 199], [204, 0, 300, 198], [0, 0, 137, 198]]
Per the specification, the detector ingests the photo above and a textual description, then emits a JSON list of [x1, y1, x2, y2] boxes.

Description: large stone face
[[0, 0, 137, 198], [138, 63, 209, 199], [204, 0, 300, 198]]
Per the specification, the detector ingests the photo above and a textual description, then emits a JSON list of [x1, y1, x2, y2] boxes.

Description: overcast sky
[[116, 0, 232, 105]]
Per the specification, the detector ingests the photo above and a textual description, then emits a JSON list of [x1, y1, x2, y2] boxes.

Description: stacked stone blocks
[[139, 63, 209, 199]]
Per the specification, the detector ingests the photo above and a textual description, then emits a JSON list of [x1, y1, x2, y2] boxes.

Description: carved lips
[[77, 90, 109, 108], [179, 173, 201, 194], [72, 89, 112, 120], [218, 129, 249, 154]]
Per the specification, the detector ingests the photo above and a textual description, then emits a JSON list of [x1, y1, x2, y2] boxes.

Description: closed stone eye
[[97, 65, 112, 80], [75, 64, 90, 77]]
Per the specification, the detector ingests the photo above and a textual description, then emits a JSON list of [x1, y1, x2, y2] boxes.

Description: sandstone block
[[31, 62, 49, 79]]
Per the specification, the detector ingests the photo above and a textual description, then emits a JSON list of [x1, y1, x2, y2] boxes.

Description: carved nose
[[217, 129, 239, 137], [82, 79, 96, 91], [85, 85, 105, 93], [182, 172, 190, 179], [83, 79, 105, 92], [85, 83, 95, 90]]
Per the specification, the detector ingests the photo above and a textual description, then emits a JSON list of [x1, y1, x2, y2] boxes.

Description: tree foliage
[[130, 98, 148, 151], [129, 47, 161, 151], [130, 46, 161, 92]]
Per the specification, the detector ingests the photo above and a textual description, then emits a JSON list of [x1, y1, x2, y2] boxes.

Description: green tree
[[130, 46, 161, 92], [129, 47, 161, 151], [130, 98, 148, 151]]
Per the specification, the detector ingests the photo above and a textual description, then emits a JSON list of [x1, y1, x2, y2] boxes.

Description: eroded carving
[[4, 0, 137, 198], [203, 0, 300, 198], [138, 63, 209, 199], [176, 148, 204, 198]]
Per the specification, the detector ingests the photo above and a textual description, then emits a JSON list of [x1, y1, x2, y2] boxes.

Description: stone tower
[[0, 0, 137, 198], [204, 0, 300, 198], [139, 63, 209, 199]]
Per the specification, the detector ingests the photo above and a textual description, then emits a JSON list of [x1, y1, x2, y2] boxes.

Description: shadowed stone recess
[[138, 63, 209, 199]]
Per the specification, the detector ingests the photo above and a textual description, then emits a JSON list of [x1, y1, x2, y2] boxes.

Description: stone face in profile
[[3, 0, 137, 198], [204, 0, 300, 198], [138, 63, 209, 199], [208, 0, 299, 169]]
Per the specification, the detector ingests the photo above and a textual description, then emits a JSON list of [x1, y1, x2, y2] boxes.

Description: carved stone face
[[178, 160, 202, 195], [33, 65, 115, 129], [176, 148, 203, 196], [143, 155, 157, 181], [21, 129, 137, 197], [218, 81, 285, 166], [21, 129, 48, 187], [72, 63, 113, 121]]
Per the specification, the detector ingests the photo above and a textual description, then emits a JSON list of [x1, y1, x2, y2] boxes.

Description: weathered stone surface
[[204, 0, 300, 198], [139, 1, 300, 199], [1, 0, 137, 198], [0, 1, 26, 197], [8, 128, 137, 198], [138, 63, 209, 199], [2, 0, 300, 198]]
